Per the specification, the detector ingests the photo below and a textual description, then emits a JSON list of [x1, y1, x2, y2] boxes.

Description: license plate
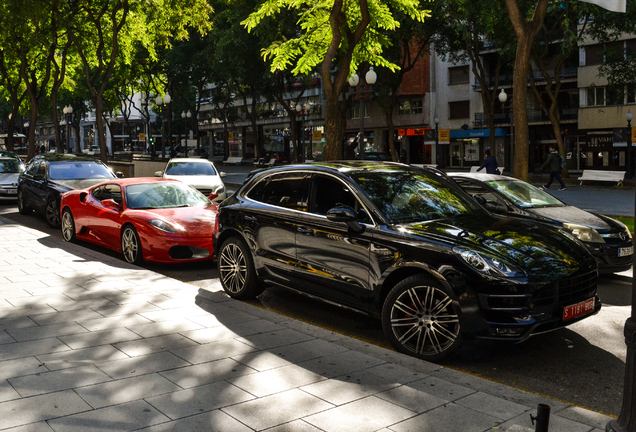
[[619, 246, 634, 257], [563, 297, 595, 321], [6, 189, 16, 195]]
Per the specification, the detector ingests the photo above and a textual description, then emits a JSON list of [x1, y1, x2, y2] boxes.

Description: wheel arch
[[215, 228, 246, 252]]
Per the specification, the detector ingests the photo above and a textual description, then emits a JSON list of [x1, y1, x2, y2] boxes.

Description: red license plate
[[563, 297, 595, 321]]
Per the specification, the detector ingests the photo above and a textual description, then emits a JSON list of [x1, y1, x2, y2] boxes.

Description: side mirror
[[116, 171, 124, 178], [220, 172, 227, 178], [154, 171, 163, 177], [472, 195, 487, 206], [208, 192, 218, 201], [326, 206, 364, 233], [485, 202, 508, 214], [101, 199, 121, 211]]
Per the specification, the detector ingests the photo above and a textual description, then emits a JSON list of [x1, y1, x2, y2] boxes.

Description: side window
[[455, 180, 506, 207], [91, 185, 105, 201], [26, 161, 40, 176], [36, 162, 47, 178], [310, 175, 369, 222], [247, 173, 309, 211], [102, 184, 123, 206]]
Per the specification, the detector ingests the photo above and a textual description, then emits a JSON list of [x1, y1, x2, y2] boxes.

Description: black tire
[[218, 236, 261, 299], [17, 190, 32, 215], [382, 274, 462, 362], [61, 209, 76, 242], [121, 225, 143, 265], [45, 198, 61, 228]]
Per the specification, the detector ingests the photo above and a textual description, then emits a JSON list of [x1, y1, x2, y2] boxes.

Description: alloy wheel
[[61, 210, 75, 242], [45, 200, 60, 227], [219, 243, 247, 294], [122, 227, 140, 264]]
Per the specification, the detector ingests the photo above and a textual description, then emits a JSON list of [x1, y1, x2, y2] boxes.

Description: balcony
[[473, 108, 578, 127]]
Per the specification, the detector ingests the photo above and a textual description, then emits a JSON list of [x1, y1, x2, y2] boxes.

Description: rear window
[[48, 161, 116, 180]]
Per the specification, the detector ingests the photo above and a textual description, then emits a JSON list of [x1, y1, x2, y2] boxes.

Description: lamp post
[[609, 113, 636, 432], [434, 116, 440, 167], [295, 103, 308, 163], [348, 67, 377, 159], [140, 94, 151, 158], [627, 109, 633, 180], [155, 93, 171, 159], [498, 89, 513, 176], [181, 110, 191, 157]]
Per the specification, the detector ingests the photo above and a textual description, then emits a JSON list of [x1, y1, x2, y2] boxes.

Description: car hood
[[50, 179, 113, 192], [402, 214, 594, 279], [164, 175, 223, 189], [527, 206, 614, 231], [127, 204, 218, 237], [0, 173, 20, 184]]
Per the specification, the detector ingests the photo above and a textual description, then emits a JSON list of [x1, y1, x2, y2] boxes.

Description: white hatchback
[[155, 158, 227, 202]]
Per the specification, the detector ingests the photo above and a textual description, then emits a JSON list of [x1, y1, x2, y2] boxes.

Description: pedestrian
[[344, 133, 360, 160], [400, 148, 407, 163], [540, 145, 566, 190], [476, 149, 499, 174], [40, 144, 45, 154]]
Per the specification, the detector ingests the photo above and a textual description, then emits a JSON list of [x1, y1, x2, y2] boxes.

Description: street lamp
[[295, 103, 308, 163], [434, 116, 440, 167], [155, 93, 171, 159], [348, 66, 377, 159], [181, 110, 191, 156], [63, 105, 73, 153], [498, 89, 513, 176]]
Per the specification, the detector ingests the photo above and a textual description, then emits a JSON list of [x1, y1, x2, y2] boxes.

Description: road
[[0, 200, 629, 417]]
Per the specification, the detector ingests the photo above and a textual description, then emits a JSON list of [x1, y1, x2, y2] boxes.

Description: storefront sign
[[398, 128, 431, 136], [138, 133, 146, 141], [312, 130, 322, 142], [613, 128, 630, 147], [438, 129, 450, 144], [228, 131, 234, 141]]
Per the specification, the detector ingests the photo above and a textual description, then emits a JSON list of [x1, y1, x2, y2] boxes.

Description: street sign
[[439, 129, 451, 144], [139, 133, 146, 141]]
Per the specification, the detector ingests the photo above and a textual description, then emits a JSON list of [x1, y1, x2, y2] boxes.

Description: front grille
[[196, 188, 213, 195], [606, 253, 633, 266], [533, 271, 597, 308]]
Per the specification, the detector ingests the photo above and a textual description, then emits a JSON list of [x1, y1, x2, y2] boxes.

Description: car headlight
[[214, 184, 225, 195], [148, 219, 177, 233], [453, 248, 526, 278], [562, 222, 604, 243]]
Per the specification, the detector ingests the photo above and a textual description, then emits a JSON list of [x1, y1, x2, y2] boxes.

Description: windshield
[[48, 161, 115, 180], [125, 181, 210, 209], [349, 167, 482, 223], [0, 159, 22, 173], [488, 179, 563, 208], [165, 161, 217, 176]]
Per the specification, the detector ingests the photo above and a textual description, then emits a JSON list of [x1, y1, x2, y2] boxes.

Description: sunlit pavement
[[0, 216, 613, 431]]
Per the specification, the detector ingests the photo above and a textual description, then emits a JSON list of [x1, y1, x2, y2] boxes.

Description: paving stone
[[96, 351, 190, 379], [0, 389, 91, 430], [0, 379, 21, 403], [77, 314, 152, 331], [228, 363, 327, 397], [46, 400, 169, 432], [8, 364, 113, 397], [498, 410, 596, 432], [407, 375, 478, 401], [263, 420, 326, 432], [0, 356, 48, 380], [102, 292, 171, 305], [301, 372, 400, 406], [222, 388, 334, 431], [375, 384, 449, 413], [139, 306, 211, 322], [92, 301, 162, 317], [159, 357, 257, 389], [36, 345, 131, 371], [0, 337, 70, 361], [146, 380, 255, 419], [455, 391, 530, 421], [30, 309, 107, 326], [135, 409, 254, 432], [555, 405, 615, 430], [74, 373, 181, 409], [58, 327, 142, 349], [1, 422, 55, 432], [296, 350, 387, 378], [387, 402, 500, 432], [114, 333, 199, 357], [127, 318, 204, 338], [7, 322, 89, 342], [172, 338, 257, 364]]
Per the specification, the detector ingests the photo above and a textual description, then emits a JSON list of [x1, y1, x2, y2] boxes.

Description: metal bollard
[[530, 404, 551, 432]]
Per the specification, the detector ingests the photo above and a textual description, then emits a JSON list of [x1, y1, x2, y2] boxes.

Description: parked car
[[187, 147, 209, 159], [0, 151, 26, 171], [18, 155, 119, 227], [215, 162, 600, 362], [448, 172, 633, 274], [60, 178, 219, 264], [155, 158, 227, 202], [0, 157, 24, 201]]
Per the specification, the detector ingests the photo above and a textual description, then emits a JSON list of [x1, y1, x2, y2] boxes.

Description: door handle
[[297, 227, 313, 234], [244, 215, 257, 221]]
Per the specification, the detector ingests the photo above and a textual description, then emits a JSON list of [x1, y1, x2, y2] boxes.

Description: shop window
[[398, 99, 423, 115], [449, 66, 470, 85], [449, 101, 470, 120]]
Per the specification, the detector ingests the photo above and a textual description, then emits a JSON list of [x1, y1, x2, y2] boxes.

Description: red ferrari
[[59, 177, 219, 264]]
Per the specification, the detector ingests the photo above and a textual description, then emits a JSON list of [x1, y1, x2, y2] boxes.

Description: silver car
[[0, 157, 24, 201], [155, 158, 227, 202]]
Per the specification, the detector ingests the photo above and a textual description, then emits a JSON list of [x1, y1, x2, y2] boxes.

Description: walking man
[[541, 145, 566, 190], [476, 149, 499, 174]]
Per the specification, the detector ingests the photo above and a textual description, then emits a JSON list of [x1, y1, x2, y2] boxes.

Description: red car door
[[85, 183, 124, 250]]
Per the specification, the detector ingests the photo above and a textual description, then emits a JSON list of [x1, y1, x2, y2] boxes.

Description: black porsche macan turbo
[[215, 162, 601, 361]]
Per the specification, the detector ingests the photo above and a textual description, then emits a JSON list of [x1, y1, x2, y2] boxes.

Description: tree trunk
[[323, 94, 345, 160]]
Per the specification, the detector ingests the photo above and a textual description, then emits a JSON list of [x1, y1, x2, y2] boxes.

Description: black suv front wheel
[[218, 237, 262, 299]]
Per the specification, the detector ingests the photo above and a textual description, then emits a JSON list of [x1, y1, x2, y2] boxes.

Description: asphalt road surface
[[0, 201, 628, 417]]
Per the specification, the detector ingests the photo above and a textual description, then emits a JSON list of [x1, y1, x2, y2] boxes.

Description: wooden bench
[[578, 170, 626, 186], [470, 166, 505, 174], [224, 156, 243, 165]]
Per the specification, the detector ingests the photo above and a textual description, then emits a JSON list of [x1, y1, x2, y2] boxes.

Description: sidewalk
[[0, 216, 613, 431]]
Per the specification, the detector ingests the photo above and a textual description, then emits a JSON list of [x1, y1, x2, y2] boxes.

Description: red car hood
[[127, 204, 218, 237]]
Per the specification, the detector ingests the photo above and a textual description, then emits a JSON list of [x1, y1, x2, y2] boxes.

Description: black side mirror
[[327, 205, 364, 233]]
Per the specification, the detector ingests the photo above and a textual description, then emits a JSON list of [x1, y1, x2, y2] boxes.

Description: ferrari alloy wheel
[[45, 198, 61, 228], [218, 237, 261, 299], [121, 225, 143, 265], [17, 190, 32, 215], [382, 275, 462, 362], [61, 209, 76, 242]]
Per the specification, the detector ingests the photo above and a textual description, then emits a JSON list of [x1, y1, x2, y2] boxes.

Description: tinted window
[[247, 173, 309, 212], [93, 184, 122, 206], [0, 159, 21, 173], [48, 161, 115, 180], [350, 168, 481, 223], [25, 160, 40, 176], [310, 175, 365, 220]]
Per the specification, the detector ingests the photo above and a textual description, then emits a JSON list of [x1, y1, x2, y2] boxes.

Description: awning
[[450, 128, 506, 139]]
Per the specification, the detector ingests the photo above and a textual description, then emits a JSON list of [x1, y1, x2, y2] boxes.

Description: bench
[[224, 156, 243, 165], [253, 158, 275, 167], [470, 166, 505, 174], [578, 170, 626, 186]]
